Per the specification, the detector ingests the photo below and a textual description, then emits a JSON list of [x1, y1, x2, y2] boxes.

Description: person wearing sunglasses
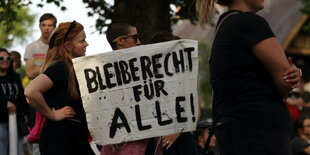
[[106, 21, 141, 50], [0, 48, 29, 155], [101, 21, 162, 155], [25, 21, 94, 155]]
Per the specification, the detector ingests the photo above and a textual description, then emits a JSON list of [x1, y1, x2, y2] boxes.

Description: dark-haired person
[[0, 48, 29, 155], [193, 126, 216, 155], [196, 0, 302, 154], [291, 117, 310, 155], [106, 21, 141, 50], [101, 21, 163, 155], [25, 21, 94, 155], [10, 51, 22, 71]]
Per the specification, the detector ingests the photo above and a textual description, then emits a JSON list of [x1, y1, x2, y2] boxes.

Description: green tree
[[0, 1, 36, 47], [300, 0, 310, 33], [83, 0, 197, 43], [1, 0, 197, 44], [198, 42, 213, 119]]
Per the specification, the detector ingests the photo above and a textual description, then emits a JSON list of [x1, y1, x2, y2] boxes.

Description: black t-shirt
[[41, 61, 89, 139], [210, 10, 290, 130], [291, 137, 310, 155], [0, 72, 28, 123], [163, 132, 197, 155]]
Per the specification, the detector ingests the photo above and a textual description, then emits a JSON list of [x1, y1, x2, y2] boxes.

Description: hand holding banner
[[73, 39, 199, 146]]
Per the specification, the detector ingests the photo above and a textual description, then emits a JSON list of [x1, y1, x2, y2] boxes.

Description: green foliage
[[81, 0, 197, 34], [200, 107, 212, 120], [82, 0, 114, 34], [0, 1, 36, 48], [300, 0, 310, 33], [197, 42, 213, 109], [300, 0, 310, 14], [1, 0, 199, 39], [16, 66, 26, 80], [197, 42, 213, 120], [36, 0, 66, 11]]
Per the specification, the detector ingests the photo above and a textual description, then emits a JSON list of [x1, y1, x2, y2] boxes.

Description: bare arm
[[25, 59, 41, 80], [24, 74, 75, 121], [252, 38, 292, 95]]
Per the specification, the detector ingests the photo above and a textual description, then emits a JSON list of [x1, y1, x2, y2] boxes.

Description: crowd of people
[[1, 0, 310, 154]]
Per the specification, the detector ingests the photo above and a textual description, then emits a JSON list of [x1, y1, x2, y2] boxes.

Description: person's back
[[211, 10, 287, 131]]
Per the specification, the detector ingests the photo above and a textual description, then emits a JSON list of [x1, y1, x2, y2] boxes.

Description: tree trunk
[[113, 0, 171, 44]]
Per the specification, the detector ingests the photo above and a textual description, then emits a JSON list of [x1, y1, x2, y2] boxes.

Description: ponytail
[[196, 0, 216, 28]]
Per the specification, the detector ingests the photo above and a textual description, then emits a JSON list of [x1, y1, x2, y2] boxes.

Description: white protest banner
[[9, 113, 17, 155], [73, 39, 199, 146]]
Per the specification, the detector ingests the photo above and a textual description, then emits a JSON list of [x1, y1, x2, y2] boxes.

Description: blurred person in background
[[23, 13, 57, 155], [24, 13, 57, 80], [10, 51, 22, 71], [0, 48, 29, 155], [194, 120, 217, 155], [285, 91, 304, 121], [291, 116, 310, 155]]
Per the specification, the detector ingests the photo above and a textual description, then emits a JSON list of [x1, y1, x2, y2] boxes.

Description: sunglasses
[[64, 21, 77, 42], [112, 34, 139, 43], [0, 56, 12, 61]]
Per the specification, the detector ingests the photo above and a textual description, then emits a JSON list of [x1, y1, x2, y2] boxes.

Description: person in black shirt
[[196, 0, 303, 154], [25, 21, 94, 155], [0, 48, 29, 155]]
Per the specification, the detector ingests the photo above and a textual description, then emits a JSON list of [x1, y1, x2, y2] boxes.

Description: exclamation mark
[[190, 93, 196, 122]]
